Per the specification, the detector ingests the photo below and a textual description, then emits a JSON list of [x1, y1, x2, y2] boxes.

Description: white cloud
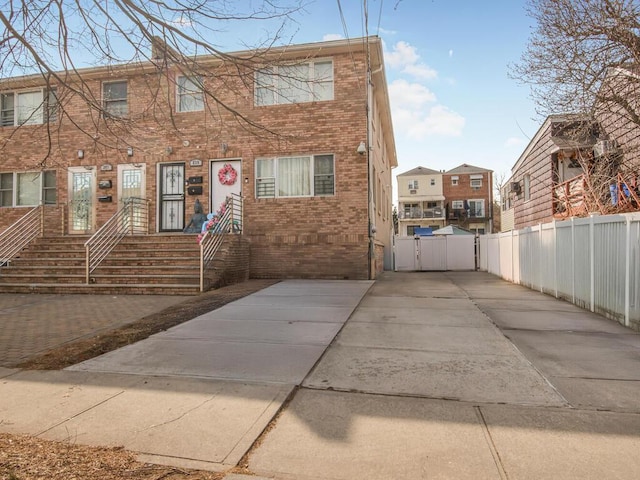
[[403, 63, 438, 80], [392, 105, 465, 139], [384, 41, 437, 80], [449, 49, 454, 58], [388, 79, 436, 107], [322, 33, 344, 41]]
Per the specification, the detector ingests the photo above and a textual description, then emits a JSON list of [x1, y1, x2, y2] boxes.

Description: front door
[[68, 167, 96, 234], [210, 159, 241, 213], [117, 163, 146, 233], [159, 163, 185, 231]]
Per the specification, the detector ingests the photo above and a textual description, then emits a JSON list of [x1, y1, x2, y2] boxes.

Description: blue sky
[[226, 0, 541, 200]]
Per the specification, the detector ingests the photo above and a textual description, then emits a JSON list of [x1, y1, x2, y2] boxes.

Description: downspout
[[365, 39, 374, 280]]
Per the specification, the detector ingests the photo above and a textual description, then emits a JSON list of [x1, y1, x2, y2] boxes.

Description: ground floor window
[[256, 154, 334, 198], [406, 224, 420, 236], [0, 170, 56, 207]]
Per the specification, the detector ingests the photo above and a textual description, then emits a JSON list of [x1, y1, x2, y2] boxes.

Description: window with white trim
[[177, 76, 204, 112], [255, 60, 333, 106], [524, 174, 531, 202], [468, 199, 485, 217], [103, 81, 128, 117], [408, 180, 418, 189], [0, 88, 57, 126], [451, 176, 459, 186], [0, 170, 56, 207], [451, 200, 464, 210], [256, 154, 334, 198], [470, 178, 482, 189]]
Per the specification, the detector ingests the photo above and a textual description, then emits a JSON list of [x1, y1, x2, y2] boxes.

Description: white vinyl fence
[[479, 213, 640, 330], [395, 235, 476, 271]]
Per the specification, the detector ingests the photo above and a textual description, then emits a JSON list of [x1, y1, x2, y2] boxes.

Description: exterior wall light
[[357, 141, 367, 155]]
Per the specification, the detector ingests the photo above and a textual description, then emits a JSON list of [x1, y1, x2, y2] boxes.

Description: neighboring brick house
[[396, 166, 446, 236], [443, 164, 493, 234], [0, 36, 397, 280]]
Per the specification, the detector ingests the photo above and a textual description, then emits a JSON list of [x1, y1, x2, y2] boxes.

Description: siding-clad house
[[396, 163, 494, 235], [0, 36, 397, 289], [501, 115, 600, 231], [396, 167, 446, 236], [503, 67, 640, 232]]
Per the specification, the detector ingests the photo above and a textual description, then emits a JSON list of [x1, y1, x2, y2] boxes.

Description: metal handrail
[[84, 197, 148, 283], [0, 205, 43, 267], [199, 193, 243, 292]]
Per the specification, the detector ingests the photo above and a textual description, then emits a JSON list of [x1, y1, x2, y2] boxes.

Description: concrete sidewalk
[[1, 272, 640, 479]]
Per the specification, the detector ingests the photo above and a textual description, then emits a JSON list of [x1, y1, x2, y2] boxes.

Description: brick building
[[0, 37, 397, 282], [443, 164, 493, 234]]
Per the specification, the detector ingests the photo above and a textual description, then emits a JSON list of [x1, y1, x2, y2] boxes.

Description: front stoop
[[0, 234, 250, 295]]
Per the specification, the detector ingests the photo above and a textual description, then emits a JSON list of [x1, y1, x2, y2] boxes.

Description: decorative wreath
[[218, 163, 237, 186]]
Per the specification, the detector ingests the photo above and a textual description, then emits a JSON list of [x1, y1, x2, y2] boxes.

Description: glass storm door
[[117, 163, 146, 233], [68, 167, 96, 234], [159, 163, 185, 231], [210, 159, 241, 213]]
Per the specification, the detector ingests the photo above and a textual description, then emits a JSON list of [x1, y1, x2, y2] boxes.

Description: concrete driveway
[[1, 272, 640, 479]]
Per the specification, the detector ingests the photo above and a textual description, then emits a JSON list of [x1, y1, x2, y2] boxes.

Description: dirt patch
[[0, 433, 226, 480], [16, 279, 278, 370]]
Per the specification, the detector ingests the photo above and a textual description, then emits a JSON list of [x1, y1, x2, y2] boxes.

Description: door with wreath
[[210, 159, 242, 218]]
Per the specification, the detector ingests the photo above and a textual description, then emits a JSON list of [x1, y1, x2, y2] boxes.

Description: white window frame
[[408, 180, 418, 189], [0, 88, 57, 127], [255, 59, 334, 106], [451, 200, 464, 209], [177, 75, 204, 112], [430, 178, 436, 186], [103, 80, 128, 117], [468, 199, 485, 218], [0, 170, 56, 207], [470, 178, 482, 189], [524, 174, 531, 202], [255, 154, 335, 198], [451, 176, 459, 186]]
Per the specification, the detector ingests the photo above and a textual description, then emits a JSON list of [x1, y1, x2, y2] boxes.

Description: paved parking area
[[0, 294, 186, 366]]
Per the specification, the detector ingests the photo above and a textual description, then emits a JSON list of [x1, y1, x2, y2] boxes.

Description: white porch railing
[[84, 197, 149, 283], [199, 194, 243, 292], [0, 205, 43, 266]]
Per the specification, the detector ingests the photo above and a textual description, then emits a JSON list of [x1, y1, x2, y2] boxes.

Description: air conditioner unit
[[409, 189, 417, 194], [510, 182, 521, 193], [594, 139, 618, 157]]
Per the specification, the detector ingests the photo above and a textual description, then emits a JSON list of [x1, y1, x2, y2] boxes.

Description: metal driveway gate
[[395, 235, 476, 271]]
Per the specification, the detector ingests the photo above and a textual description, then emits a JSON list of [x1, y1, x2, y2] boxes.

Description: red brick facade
[[442, 165, 493, 234], [0, 38, 397, 280]]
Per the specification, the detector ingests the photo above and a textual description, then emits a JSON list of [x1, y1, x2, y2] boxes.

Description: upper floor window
[[468, 199, 485, 217], [451, 176, 459, 186], [256, 154, 334, 198], [430, 178, 436, 186], [0, 170, 56, 207], [408, 180, 418, 190], [255, 60, 333, 106], [177, 76, 204, 112], [1, 88, 57, 127], [103, 81, 128, 117], [524, 173, 531, 202], [470, 179, 482, 189]]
